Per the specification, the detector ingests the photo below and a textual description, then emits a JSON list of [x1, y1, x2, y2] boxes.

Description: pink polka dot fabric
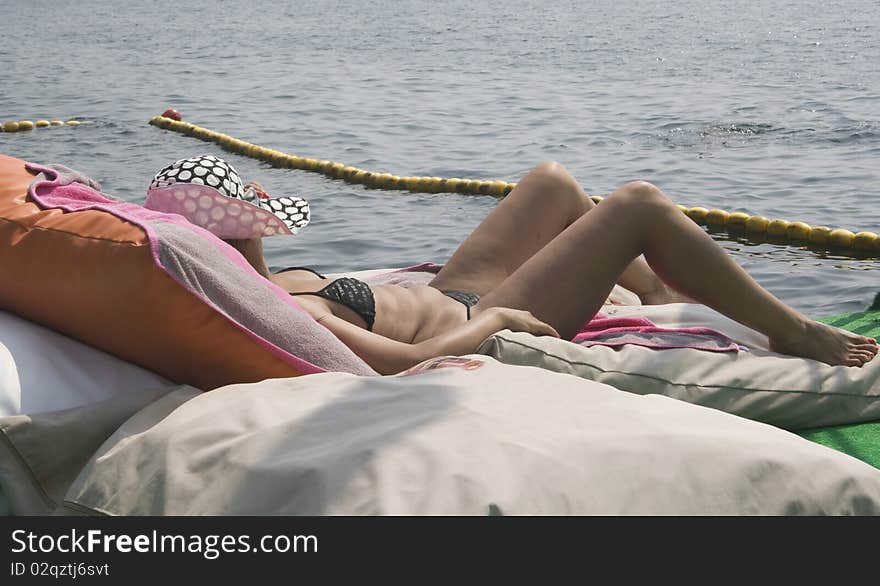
[[145, 154, 309, 239], [146, 182, 294, 239]]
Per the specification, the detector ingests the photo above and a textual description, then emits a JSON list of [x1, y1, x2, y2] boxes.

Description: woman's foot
[[769, 319, 879, 367]]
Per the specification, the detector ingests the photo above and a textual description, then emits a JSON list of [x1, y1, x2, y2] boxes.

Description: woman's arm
[[318, 308, 559, 375]]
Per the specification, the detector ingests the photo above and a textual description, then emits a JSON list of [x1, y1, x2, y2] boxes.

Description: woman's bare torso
[[270, 270, 469, 343]]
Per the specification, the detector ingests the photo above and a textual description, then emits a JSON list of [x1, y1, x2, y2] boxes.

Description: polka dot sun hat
[[145, 154, 310, 238]]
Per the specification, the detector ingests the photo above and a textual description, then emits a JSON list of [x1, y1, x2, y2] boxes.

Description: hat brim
[[145, 183, 298, 239]]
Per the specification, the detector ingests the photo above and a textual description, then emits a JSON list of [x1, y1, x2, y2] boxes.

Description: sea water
[[2, 0, 878, 316]]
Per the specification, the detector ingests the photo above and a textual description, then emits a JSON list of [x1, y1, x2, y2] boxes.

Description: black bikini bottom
[[440, 290, 481, 319]]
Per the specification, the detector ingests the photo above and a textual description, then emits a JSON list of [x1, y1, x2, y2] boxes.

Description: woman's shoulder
[[270, 268, 328, 293], [274, 266, 327, 279]]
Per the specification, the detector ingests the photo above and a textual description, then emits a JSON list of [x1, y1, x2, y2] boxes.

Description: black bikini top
[[279, 267, 377, 331]]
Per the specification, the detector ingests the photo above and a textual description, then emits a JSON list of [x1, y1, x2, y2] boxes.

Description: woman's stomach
[[373, 283, 469, 343]]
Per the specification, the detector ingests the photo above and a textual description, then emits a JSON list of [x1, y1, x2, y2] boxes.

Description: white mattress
[[0, 309, 172, 417]]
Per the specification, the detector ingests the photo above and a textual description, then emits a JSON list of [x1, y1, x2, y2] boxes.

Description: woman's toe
[[856, 343, 879, 355], [844, 355, 866, 367]]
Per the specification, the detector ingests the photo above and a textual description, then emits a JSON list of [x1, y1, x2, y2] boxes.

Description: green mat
[[796, 306, 880, 469]]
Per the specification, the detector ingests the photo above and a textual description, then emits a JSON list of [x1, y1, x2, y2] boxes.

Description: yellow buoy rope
[[149, 115, 516, 197], [1, 119, 84, 133], [147, 113, 880, 253]]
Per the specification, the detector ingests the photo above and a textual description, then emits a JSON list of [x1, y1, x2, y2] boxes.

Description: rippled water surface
[[2, 0, 879, 316]]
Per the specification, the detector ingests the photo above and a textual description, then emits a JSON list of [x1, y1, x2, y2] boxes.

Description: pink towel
[[574, 312, 742, 353]]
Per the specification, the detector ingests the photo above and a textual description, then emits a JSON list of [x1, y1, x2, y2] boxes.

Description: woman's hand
[[406, 307, 559, 373], [483, 307, 561, 338]]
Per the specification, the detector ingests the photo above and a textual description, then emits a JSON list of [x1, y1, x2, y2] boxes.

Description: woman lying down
[[145, 155, 878, 375]]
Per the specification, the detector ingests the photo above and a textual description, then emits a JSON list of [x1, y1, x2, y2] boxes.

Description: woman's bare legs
[[474, 181, 878, 367], [429, 162, 681, 303]]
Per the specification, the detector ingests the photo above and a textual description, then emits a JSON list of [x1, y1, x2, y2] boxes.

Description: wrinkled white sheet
[[62, 357, 880, 515]]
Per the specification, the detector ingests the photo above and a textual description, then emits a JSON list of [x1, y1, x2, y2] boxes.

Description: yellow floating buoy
[[35, 120, 50, 128], [3, 121, 20, 132], [66, 120, 80, 126], [462, 179, 476, 193], [476, 181, 493, 195], [487, 180, 508, 196], [328, 162, 345, 177], [274, 152, 294, 167], [443, 178, 461, 192], [808, 226, 831, 244], [745, 216, 770, 233], [853, 231, 879, 251], [50, 120, 64, 126], [766, 219, 790, 238], [726, 212, 750, 228], [706, 209, 730, 226], [276, 153, 295, 168], [686, 207, 709, 224], [16, 120, 34, 131], [828, 228, 855, 248], [416, 177, 432, 193], [786, 221, 812, 240], [406, 176, 425, 191]]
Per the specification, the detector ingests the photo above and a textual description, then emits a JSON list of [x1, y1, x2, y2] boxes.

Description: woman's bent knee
[[532, 159, 568, 176], [613, 180, 670, 208], [521, 161, 591, 216], [526, 161, 578, 188]]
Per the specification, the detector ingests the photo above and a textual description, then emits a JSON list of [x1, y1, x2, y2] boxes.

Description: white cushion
[[63, 356, 880, 515], [0, 309, 172, 417], [477, 303, 880, 430]]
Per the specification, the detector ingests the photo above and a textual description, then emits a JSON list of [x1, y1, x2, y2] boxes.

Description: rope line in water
[[149, 115, 516, 196], [148, 114, 880, 253], [1, 119, 83, 132]]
